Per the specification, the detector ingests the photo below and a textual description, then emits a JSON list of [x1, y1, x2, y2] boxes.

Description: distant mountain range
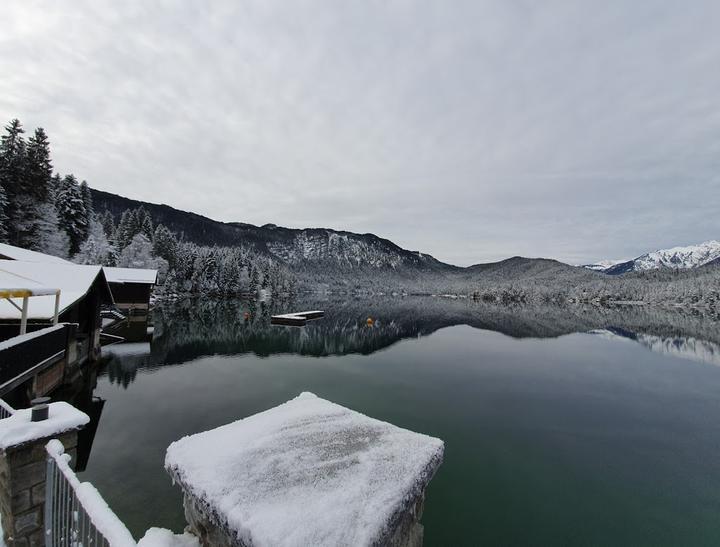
[[92, 188, 604, 293], [585, 240, 720, 275], [91, 189, 718, 300]]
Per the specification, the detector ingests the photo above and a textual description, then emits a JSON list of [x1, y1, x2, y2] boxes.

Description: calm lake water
[[74, 298, 720, 546]]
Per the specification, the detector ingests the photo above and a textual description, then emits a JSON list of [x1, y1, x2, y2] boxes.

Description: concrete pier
[[165, 393, 443, 547]]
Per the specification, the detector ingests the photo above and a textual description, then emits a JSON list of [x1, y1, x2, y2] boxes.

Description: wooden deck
[[271, 310, 324, 327]]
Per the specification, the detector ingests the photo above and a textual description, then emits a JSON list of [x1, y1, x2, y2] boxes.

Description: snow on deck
[[0, 402, 89, 450], [165, 392, 444, 547], [104, 267, 158, 285]]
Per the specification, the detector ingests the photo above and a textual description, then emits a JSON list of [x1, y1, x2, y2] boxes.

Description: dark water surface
[[77, 298, 720, 546]]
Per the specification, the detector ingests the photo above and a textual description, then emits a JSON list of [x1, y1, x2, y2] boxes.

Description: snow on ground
[[166, 392, 444, 547], [0, 402, 89, 449], [103, 342, 152, 357], [137, 528, 200, 547]]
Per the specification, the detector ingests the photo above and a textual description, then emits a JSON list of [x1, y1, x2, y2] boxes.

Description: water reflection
[[591, 328, 720, 366], [101, 297, 720, 386]]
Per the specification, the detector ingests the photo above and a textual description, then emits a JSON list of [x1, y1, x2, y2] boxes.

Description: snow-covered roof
[[165, 392, 444, 547], [0, 262, 112, 320], [0, 242, 71, 264], [0, 401, 89, 449], [0, 269, 60, 299], [104, 267, 158, 285]]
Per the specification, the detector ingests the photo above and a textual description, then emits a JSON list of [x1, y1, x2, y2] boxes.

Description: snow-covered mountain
[[598, 240, 720, 275], [580, 259, 625, 272]]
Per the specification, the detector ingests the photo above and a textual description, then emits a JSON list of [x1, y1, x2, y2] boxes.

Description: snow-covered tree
[[139, 208, 154, 240], [0, 185, 7, 243], [117, 233, 168, 275], [80, 180, 94, 223], [74, 219, 115, 265], [35, 202, 70, 259], [55, 174, 88, 256], [99, 210, 115, 238], [0, 119, 27, 245], [26, 128, 52, 202], [152, 224, 178, 268], [114, 209, 138, 250]]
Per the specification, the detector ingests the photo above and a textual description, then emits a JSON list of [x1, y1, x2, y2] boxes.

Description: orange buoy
[[366, 317, 374, 326]]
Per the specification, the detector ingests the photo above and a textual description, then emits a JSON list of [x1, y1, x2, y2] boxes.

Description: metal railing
[[44, 440, 136, 547], [0, 398, 14, 419]]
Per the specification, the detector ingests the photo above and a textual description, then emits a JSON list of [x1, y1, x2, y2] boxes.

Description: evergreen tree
[[26, 128, 52, 202], [249, 267, 259, 294], [0, 119, 27, 245], [74, 219, 115, 265], [0, 185, 7, 243], [117, 233, 168, 274], [99, 210, 115, 239], [35, 202, 70, 258], [79, 180, 94, 223], [55, 174, 88, 255], [48, 173, 62, 201], [152, 224, 178, 268], [114, 209, 135, 250], [140, 210, 154, 239], [18, 127, 54, 249]]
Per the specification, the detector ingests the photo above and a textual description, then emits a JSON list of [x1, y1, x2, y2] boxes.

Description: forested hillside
[[2, 117, 718, 306]]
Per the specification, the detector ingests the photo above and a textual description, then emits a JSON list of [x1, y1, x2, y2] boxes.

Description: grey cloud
[[1, 0, 718, 265]]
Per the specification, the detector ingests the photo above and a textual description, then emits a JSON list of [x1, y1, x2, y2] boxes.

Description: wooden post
[[20, 296, 28, 335], [53, 291, 60, 326]]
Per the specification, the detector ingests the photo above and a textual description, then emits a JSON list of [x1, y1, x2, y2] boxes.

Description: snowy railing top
[[46, 439, 137, 547], [0, 401, 89, 450], [46, 439, 200, 547], [165, 392, 444, 547]]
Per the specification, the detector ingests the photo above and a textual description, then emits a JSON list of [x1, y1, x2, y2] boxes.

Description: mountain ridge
[[92, 188, 457, 272], [602, 240, 720, 275]]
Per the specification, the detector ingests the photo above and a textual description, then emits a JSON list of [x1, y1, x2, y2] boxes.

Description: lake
[[74, 297, 720, 546]]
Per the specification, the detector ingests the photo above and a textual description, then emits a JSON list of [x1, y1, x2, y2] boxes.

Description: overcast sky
[[1, 1, 719, 266]]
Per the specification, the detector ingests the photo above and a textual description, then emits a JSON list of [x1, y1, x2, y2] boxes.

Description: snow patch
[[0, 243, 71, 264], [138, 528, 200, 547], [165, 392, 444, 547], [0, 402, 89, 450]]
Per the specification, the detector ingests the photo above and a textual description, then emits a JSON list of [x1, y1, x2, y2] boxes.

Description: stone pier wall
[[0, 431, 78, 546]]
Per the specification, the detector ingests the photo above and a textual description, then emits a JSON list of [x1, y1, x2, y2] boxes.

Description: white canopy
[[0, 262, 108, 320]]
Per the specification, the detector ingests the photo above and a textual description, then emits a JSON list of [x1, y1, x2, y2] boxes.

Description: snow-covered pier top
[[165, 393, 444, 547], [270, 310, 324, 326]]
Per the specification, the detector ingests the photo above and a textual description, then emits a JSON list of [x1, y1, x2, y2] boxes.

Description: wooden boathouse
[[102, 267, 157, 314], [0, 261, 113, 405]]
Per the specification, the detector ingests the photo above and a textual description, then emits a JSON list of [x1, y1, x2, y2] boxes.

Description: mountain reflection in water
[[101, 297, 720, 387]]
